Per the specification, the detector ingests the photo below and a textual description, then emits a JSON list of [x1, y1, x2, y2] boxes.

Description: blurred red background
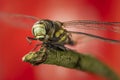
[[0, 0, 120, 80]]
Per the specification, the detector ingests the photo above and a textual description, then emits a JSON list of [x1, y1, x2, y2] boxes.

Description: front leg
[[48, 42, 67, 51], [26, 36, 37, 43]]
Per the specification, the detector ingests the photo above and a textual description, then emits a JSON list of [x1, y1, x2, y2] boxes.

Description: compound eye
[[32, 22, 46, 39]]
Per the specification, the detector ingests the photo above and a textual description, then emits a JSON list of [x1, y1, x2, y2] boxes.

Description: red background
[[0, 0, 120, 80]]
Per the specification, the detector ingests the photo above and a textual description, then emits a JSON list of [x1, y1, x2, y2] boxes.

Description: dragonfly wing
[[69, 31, 120, 43], [63, 20, 120, 33], [0, 12, 39, 29], [62, 20, 120, 43]]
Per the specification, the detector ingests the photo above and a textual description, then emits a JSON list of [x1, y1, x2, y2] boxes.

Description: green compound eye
[[32, 23, 46, 39]]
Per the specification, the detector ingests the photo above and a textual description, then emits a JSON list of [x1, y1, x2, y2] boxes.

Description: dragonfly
[[1, 12, 120, 51]]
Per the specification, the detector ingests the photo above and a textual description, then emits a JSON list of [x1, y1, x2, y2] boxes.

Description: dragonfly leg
[[32, 43, 42, 51], [48, 42, 67, 51], [26, 36, 37, 44]]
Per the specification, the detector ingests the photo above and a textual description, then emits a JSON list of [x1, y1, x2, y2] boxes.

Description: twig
[[22, 48, 119, 80]]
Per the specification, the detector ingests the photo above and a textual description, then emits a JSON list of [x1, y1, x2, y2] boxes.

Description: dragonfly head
[[32, 20, 46, 40]]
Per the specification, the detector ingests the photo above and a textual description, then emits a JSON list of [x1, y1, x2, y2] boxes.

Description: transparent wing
[[63, 20, 120, 33], [0, 12, 39, 29], [63, 20, 120, 43]]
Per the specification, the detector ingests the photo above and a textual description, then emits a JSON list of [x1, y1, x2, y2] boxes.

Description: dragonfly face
[[32, 20, 46, 39]]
